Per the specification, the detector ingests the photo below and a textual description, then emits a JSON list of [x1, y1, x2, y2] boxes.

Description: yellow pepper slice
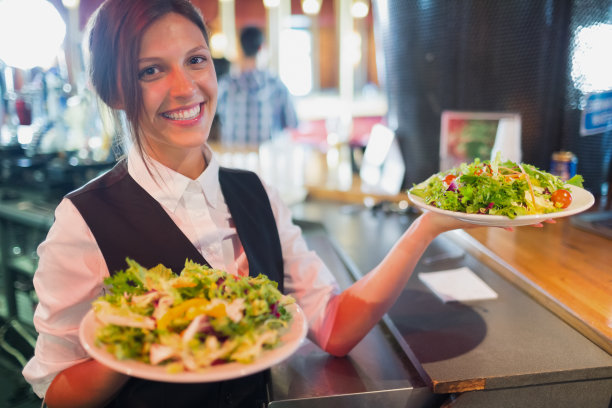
[[157, 298, 228, 330], [157, 298, 209, 330], [206, 302, 226, 318]]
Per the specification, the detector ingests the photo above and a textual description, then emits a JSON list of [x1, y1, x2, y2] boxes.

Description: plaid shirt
[[216, 69, 298, 146]]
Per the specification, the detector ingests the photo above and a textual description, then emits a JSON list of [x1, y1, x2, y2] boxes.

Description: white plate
[[408, 185, 595, 227], [79, 303, 307, 383]]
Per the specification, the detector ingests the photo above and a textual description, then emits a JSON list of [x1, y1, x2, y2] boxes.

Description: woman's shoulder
[[65, 160, 127, 199]]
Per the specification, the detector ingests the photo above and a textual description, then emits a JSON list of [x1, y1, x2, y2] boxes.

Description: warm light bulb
[[351, 0, 369, 19], [263, 0, 280, 8], [62, 0, 80, 9], [301, 0, 322, 15], [210, 32, 228, 59], [0, 0, 66, 70]]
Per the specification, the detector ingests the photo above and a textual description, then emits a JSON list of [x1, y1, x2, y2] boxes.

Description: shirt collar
[[127, 144, 221, 213], [197, 145, 221, 209], [236, 69, 265, 90]]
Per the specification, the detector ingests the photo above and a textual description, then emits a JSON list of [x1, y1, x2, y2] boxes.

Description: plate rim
[[407, 185, 595, 227], [79, 302, 308, 383]]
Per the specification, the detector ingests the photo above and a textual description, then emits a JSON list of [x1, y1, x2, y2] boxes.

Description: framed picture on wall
[[439, 111, 522, 171]]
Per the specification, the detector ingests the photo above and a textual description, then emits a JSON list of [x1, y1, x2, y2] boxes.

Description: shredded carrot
[[503, 174, 523, 182], [499, 166, 522, 174], [518, 163, 537, 210]]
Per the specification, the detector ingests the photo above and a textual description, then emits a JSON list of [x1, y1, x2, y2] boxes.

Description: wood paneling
[[318, 26, 338, 89], [454, 219, 612, 354]]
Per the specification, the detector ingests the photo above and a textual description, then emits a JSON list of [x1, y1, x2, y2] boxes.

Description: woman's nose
[[170, 69, 196, 97]]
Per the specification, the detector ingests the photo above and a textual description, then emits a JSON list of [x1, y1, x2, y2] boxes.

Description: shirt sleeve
[[262, 182, 340, 349], [22, 198, 108, 399]]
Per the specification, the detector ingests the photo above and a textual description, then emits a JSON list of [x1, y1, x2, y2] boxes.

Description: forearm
[[45, 359, 129, 408], [323, 212, 456, 356]]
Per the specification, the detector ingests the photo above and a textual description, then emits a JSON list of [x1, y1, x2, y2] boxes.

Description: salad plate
[[79, 303, 308, 383], [408, 185, 595, 227]]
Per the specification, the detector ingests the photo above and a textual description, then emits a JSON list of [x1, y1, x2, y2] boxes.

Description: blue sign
[[581, 90, 612, 136]]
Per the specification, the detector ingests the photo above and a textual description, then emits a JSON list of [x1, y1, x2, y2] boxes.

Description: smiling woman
[[86, 0, 215, 180], [135, 12, 218, 178]]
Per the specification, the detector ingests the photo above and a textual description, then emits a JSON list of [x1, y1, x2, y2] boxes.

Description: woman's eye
[[189, 56, 207, 66], [138, 66, 160, 80]]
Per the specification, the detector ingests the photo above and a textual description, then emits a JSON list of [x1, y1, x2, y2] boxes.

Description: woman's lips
[[161, 103, 203, 122]]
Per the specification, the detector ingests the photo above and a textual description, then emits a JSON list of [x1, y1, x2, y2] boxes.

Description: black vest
[[66, 159, 284, 407]]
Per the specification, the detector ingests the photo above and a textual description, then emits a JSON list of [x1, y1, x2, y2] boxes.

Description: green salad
[[92, 258, 294, 372], [409, 154, 584, 219]]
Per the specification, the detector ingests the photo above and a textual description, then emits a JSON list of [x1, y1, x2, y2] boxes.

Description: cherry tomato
[[444, 174, 457, 184], [551, 189, 572, 209]]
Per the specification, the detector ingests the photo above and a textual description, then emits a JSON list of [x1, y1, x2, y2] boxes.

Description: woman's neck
[[145, 145, 207, 180]]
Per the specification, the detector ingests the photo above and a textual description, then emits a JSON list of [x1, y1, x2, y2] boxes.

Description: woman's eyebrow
[[187, 45, 210, 54], [138, 45, 210, 63]]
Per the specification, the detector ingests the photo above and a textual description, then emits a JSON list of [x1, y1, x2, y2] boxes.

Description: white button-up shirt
[[22, 145, 339, 398]]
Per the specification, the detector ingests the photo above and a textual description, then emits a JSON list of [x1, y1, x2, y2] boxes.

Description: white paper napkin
[[418, 267, 498, 303]]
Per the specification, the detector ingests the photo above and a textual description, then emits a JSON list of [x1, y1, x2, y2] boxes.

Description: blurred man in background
[[216, 26, 298, 147]]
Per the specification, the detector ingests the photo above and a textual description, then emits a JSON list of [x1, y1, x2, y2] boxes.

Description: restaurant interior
[[0, 0, 611, 407]]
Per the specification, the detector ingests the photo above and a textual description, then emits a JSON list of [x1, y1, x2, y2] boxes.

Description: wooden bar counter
[[450, 217, 612, 355]]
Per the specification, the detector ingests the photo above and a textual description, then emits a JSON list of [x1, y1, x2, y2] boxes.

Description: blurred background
[[1, 0, 611, 200]]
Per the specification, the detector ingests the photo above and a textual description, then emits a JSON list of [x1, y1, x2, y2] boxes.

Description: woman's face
[[137, 12, 217, 165]]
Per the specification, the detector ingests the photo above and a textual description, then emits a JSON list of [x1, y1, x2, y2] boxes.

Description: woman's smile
[[161, 102, 204, 123]]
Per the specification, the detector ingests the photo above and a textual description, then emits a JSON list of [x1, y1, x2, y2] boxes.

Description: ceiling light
[[301, 0, 322, 15], [62, 0, 80, 9], [210, 32, 228, 59], [0, 0, 66, 70], [351, 0, 369, 19]]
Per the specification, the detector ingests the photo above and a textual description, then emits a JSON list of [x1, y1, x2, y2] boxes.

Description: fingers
[[530, 218, 556, 227]]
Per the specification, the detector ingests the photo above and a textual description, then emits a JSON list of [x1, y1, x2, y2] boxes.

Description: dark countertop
[[269, 219, 443, 408]]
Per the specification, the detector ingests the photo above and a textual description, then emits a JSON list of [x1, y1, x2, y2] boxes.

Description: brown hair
[[87, 0, 209, 159]]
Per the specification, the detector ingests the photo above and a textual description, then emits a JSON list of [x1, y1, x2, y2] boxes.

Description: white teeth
[[163, 104, 200, 120]]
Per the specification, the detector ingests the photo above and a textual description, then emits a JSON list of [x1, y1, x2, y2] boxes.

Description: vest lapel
[[218, 167, 284, 292]]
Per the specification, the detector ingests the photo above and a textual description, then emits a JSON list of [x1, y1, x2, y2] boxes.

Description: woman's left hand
[[422, 210, 556, 233], [504, 218, 556, 232]]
